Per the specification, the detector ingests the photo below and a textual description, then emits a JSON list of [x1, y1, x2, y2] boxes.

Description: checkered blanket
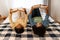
[[0, 22, 60, 40]]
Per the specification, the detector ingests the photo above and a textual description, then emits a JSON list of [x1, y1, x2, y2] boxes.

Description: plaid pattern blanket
[[0, 22, 60, 40]]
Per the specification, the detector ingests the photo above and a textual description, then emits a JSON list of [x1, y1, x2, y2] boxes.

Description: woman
[[9, 8, 28, 34]]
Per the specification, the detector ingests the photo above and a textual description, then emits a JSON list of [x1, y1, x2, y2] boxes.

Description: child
[[9, 8, 28, 34], [29, 4, 49, 36]]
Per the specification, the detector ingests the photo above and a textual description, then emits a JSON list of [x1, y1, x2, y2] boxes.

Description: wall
[[0, 0, 47, 16], [49, 0, 60, 22], [12, 0, 44, 9], [44, 0, 48, 5], [0, 0, 12, 16], [0, 0, 8, 16]]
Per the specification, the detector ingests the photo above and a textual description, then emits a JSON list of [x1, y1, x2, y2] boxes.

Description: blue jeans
[[42, 14, 49, 27], [28, 14, 36, 26], [28, 14, 49, 28]]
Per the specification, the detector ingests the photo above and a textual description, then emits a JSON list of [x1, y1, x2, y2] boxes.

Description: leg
[[28, 14, 36, 26], [42, 14, 49, 28]]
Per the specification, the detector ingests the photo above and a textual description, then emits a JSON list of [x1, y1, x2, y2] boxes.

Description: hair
[[32, 24, 46, 37], [14, 24, 24, 34]]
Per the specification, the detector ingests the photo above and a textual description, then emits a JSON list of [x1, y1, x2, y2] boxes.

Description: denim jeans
[[28, 14, 49, 28], [42, 14, 49, 27], [28, 14, 36, 26]]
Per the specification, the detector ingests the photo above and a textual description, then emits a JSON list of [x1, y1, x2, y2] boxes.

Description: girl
[[9, 8, 28, 34]]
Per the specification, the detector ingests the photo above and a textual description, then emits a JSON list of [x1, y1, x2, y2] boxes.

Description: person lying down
[[29, 4, 49, 36], [8, 8, 28, 34]]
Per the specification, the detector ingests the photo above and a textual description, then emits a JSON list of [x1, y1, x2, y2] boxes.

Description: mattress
[[1, 13, 60, 40], [0, 22, 60, 40]]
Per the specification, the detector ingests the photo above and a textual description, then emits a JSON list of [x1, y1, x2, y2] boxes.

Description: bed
[[0, 12, 59, 40]]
